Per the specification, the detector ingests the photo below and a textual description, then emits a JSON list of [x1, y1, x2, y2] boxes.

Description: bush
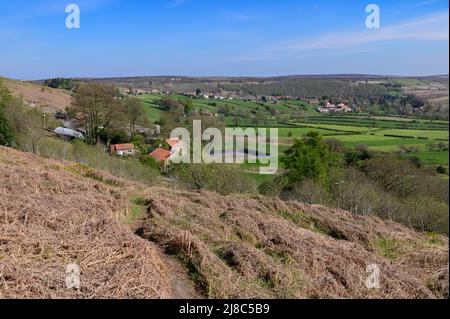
[[259, 176, 288, 198], [39, 139, 159, 186], [288, 179, 330, 205], [364, 157, 424, 198], [436, 166, 448, 175], [172, 163, 258, 195], [402, 197, 449, 235]]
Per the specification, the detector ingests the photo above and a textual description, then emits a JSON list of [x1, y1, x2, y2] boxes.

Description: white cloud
[[283, 11, 449, 51], [415, 0, 441, 7]]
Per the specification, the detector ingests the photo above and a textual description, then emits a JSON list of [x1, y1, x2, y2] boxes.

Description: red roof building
[[149, 147, 171, 163], [166, 138, 180, 149], [110, 143, 135, 156]]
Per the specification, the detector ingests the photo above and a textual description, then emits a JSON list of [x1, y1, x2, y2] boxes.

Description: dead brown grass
[[0, 146, 448, 299], [140, 188, 449, 299], [0, 146, 171, 299]]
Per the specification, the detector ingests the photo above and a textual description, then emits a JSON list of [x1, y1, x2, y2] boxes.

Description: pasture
[[138, 93, 449, 165]]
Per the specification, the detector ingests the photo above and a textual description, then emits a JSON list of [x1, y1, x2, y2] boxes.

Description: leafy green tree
[[184, 99, 194, 115], [132, 134, 148, 157], [0, 108, 13, 146], [281, 132, 339, 187], [0, 80, 12, 108], [0, 80, 13, 145], [43, 78, 77, 90]]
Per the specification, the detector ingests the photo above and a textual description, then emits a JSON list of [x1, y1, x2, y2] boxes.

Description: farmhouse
[[317, 102, 352, 114], [110, 143, 135, 156], [149, 147, 171, 163], [149, 138, 183, 165]]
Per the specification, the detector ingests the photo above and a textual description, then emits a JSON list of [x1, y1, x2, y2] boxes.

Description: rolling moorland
[[0, 74, 449, 299]]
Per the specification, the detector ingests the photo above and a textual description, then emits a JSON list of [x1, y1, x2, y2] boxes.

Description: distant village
[[119, 87, 355, 114], [316, 101, 353, 114]]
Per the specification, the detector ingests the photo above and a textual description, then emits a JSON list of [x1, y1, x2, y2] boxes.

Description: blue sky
[[0, 0, 448, 79]]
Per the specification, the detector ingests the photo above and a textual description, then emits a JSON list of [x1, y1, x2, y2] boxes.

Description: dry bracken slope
[[0, 146, 448, 299]]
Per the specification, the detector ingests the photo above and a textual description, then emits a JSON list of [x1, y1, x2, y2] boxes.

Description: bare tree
[[122, 97, 145, 136], [71, 83, 121, 144]]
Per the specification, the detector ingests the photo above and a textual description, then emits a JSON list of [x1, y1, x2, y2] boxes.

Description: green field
[[391, 78, 426, 86], [373, 129, 449, 140], [296, 117, 448, 130], [277, 127, 349, 138], [138, 93, 449, 165], [299, 123, 372, 133], [325, 134, 432, 151], [139, 94, 164, 123], [408, 151, 449, 165]]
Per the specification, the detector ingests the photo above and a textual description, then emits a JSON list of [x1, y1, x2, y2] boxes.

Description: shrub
[[259, 176, 288, 198], [39, 139, 159, 186], [402, 196, 449, 235], [288, 179, 330, 205], [436, 166, 448, 175], [172, 163, 258, 195]]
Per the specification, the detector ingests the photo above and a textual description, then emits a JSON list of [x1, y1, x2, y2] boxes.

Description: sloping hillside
[[0, 146, 172, 298], [0, 146, 448, 299], [141, 189, 448, 299], [1, 78, 72, 112]]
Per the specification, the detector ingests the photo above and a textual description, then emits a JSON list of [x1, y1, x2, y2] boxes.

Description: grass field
[[373, 129, 449, 140], [296, 115, 448, 130], [391, 78, 427, 86], [137, 93, 449, 165], [370, 116, 449, 125], [140, 94, 164, 123], [408, 151, 449, 165], [278, 127, 349, 138], [299, 123, 373, 133], [325, 134, 433, 152]]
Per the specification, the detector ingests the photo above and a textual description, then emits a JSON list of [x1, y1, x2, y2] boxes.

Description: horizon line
[[6, 73, 449, 82]]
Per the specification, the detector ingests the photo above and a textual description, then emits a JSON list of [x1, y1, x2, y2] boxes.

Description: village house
[[308, 99, 320, 105], [149, 147, 171, 163], [149, 138, 183, 165], [110, 143, 136, 156], [317, 102, 352, 114]]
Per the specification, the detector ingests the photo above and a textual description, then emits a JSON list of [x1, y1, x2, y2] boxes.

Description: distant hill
[[32, 74, 448, 102], [1, 77, 72, 112], [0, 145, 448, 299]]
